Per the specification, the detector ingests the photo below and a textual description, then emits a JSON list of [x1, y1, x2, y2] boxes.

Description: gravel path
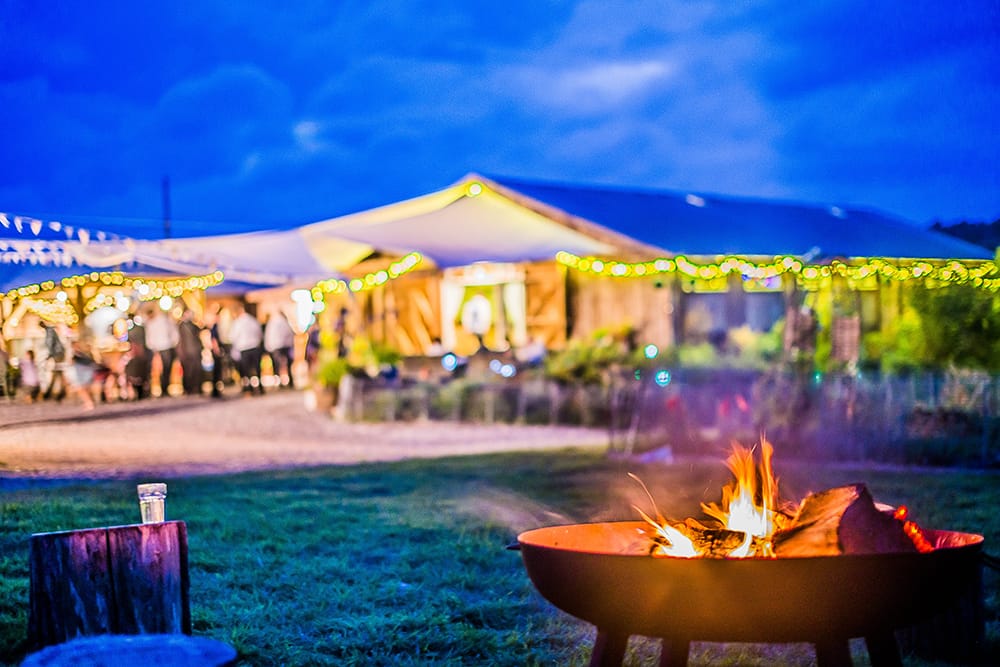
[[0, 391, 609, 481]]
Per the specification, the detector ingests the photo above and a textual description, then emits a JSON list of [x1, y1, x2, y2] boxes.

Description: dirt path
[[0, 391, 609, 481]]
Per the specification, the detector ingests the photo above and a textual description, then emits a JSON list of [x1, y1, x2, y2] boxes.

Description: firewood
[[680, 518, 747, 557], [773, 484, 916, 556]]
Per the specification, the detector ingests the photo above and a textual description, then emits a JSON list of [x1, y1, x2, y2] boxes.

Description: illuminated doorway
[[440, 263, 527, 356]]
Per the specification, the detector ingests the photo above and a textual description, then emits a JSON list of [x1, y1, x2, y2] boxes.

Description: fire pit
[[516, 442, 985, 666], [518, 521, 983, 666]]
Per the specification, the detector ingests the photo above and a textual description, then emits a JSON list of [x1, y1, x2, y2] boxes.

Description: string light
[[556, 251, 1000, 293], [5, 270, 225, 303], [20, 297, 79, 325], [311, 252, 423, 299]]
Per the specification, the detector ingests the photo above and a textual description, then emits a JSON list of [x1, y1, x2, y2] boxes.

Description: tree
[[910, 283, 1000, 371], [931, 219, 1000, 252]]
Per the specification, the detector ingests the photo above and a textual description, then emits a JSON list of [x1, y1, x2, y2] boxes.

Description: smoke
[[454, 473, 708, 537], [454, 486, 574, 534]]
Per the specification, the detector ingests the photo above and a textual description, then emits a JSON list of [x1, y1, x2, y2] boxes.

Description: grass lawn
[[1, 448, 998, 666]]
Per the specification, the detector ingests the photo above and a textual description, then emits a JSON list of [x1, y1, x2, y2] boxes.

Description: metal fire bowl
[[518, 521, 983, 643]]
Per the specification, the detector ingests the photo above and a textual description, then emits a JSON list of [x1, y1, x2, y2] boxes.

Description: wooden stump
[[28, 521, 190, 649]]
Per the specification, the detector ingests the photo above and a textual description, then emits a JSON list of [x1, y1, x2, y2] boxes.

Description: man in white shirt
[[264, 308, 296, 389], [229, 302, 264, 395], [145, 307, 180, 397]]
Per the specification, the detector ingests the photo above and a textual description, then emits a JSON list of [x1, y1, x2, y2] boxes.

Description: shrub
[[910, 284, 1000, 371], [543, 325, 637, 385], [313, 355, 349, 389]]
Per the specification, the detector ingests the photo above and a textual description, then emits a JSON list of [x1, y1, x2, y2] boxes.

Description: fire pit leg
[[814, 639, 852, 667], [864, 633, 902, 667], [589, 629, 628, 667], [657, 637, 689, 666]]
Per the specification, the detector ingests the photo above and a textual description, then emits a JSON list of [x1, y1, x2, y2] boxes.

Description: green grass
[[1, 450, 998, 665]]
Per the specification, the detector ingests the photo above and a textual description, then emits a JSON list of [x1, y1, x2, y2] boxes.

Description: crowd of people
[[0, 300, 302, 408]]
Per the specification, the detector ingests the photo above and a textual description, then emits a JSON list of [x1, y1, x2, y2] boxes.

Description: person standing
[[177, 309, 205, 395], [229, 302, 264, 396], [126, 308, 152, 399], [145, 307, 180, 397], [206, 305, 227, 398], [18, 349, 41, 402], [40, 320, 67, 401], [0, 340, 9, 398], [65, 339, 97, 410], [264, 308, 296, 389], [334, 306, 350, 358], [304, 320, 321, 376]]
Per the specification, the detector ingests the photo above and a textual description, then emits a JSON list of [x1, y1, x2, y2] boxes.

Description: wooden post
[[864, 633, 903, 667], [589, 630, 628, 667], [28, 521, 190, 649], [895, 556, 985, 663], [658, 637, 690, 667], [814, 639, 852, 667]]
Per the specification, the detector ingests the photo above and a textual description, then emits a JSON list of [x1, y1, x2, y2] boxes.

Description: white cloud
[[545, 60, 676, 112], [293, 120, 323, 153], [241, 152, 261, 175], [500, 58, 677, 117]]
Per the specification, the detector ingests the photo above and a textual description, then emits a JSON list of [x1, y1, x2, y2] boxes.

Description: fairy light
[[5, 270, 225, 304], [21, 297, 79, 325], [556, 251, 1000, 293], [311, 252, 423, 296]]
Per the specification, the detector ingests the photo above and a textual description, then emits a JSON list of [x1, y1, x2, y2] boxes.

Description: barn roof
[[484, 175, 993, 261]]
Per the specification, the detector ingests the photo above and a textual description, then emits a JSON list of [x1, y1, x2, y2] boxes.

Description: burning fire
[[702, 440, 782, 557], [633, 439, 787, 558], [633, 438, 932, 559]]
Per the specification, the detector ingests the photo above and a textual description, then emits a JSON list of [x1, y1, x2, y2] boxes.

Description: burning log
[[676, 518, 750, 558], [773, 483, 919, 557], [633, 441, 933, 558]]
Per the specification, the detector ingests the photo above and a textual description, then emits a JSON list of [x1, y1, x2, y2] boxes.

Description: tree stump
[[28, 521, 190, 649]]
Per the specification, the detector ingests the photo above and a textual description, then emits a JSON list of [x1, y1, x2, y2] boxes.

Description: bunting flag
[[0, 211, 126, 263], [0, 212, 130, 266]]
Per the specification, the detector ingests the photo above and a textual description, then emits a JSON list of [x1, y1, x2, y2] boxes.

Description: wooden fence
[[342, 368, 1000, 465]]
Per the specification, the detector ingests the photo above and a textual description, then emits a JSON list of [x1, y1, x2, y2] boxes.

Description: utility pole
[[161, 175, 172, 239]]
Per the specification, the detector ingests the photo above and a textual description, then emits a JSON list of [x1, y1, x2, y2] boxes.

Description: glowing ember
[[893, 505, 935, 553], [633, 438, 933, 559]]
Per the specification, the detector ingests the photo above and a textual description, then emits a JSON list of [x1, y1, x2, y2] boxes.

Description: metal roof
[[486, 176, 993, 261]]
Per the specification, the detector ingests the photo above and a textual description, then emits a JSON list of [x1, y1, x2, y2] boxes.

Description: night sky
[[2, 1, 997, 238]]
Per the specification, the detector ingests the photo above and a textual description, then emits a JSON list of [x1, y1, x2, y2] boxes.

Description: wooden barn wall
[[523, 261, 568, 350], [345, 273, 438, 356], [567, 271, 674, 348], [377, 272, 442, 356], [362, 262, 571, 354]]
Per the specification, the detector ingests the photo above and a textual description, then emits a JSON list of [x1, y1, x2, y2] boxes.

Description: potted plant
[[311, 354, 349, 412]]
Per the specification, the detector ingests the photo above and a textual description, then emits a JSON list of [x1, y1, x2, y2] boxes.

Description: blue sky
[[1, 1, 997, 238]]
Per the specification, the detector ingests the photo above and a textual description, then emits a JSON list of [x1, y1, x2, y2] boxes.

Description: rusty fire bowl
[[518, 520, 984, 644]]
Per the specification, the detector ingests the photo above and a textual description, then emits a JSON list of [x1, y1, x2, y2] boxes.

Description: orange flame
[[702, 440, 779, 557], [633, 439, 782, 558], [634, 441, 938, 559]]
